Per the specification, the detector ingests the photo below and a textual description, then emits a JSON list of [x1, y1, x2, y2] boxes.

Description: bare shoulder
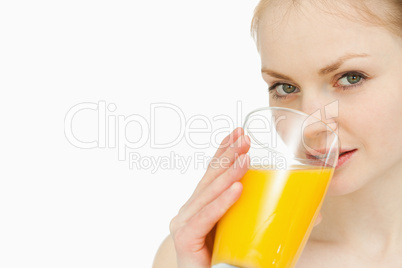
[[152, 235, 177, 268]]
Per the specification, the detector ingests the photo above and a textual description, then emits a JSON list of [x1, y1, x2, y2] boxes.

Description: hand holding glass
[[211, 107, 339, 268]]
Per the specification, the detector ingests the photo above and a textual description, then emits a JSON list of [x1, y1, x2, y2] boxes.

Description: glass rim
[[243, 106, 339, 167], [243, 106, 337, 136]]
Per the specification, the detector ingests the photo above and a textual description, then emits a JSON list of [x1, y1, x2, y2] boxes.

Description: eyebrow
[[261, 53, 370, 79], [318, 53, 369, 75]]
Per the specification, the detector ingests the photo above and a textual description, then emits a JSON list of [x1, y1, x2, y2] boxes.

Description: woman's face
[[257, 1, 402, 195]]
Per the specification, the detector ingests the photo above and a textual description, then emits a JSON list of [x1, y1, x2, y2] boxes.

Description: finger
[[175, 135, 249, 221], [204, 135, 250, 183], [178, 181, 243, 252], [176, 131, 248, 219], [179, 154, 249, 223], [212, 127, 244, 159], [193, 135, 250, 196]]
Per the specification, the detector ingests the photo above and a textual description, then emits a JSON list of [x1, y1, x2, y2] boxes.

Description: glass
[[211, 107, 339, 268]]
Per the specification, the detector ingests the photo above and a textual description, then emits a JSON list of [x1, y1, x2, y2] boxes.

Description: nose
[[300, 94, 339, 156], [300, 92, 339, 133], [302, 115, 331, 141]]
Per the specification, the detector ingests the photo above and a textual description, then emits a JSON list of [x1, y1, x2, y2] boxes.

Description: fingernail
[[230, 135, 243, 148]]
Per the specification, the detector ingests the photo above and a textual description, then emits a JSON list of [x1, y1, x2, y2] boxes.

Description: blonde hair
[[250, 0, 402, 41]]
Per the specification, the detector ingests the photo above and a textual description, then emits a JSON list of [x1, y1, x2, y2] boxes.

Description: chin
[[326, 172, 363, 196]]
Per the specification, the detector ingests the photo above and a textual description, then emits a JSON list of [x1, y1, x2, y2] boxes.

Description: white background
[[0, 0, 267, 267]]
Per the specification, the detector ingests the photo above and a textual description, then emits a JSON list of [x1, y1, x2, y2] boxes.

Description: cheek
[[328, 89, 402, 196], [339, 84, 402, 156], [368, 85, 402, 149]]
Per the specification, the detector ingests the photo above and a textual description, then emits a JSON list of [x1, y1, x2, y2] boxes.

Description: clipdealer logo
[[64, 101, 247, 172], [64, 100, 339, 173]]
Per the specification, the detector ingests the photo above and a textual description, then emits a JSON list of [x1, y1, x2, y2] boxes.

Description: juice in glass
[[211, 166, 333, 268]]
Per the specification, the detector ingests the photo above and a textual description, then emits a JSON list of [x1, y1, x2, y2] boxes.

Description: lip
[[336, 149, 357, 169], [304, 148, 357, 168], [305, 147, 337, 158]]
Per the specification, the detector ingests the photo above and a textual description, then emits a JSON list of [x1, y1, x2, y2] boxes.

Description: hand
[[169, 128, 250, 268]]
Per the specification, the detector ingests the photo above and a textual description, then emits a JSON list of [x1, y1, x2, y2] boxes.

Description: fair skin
[[154, 1, 402, 267]]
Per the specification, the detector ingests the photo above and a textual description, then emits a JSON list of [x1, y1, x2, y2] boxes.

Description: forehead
[[257, 1, 390, 70]]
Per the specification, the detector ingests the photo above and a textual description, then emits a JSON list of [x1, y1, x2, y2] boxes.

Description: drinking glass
[[211, 107, 339, 268]]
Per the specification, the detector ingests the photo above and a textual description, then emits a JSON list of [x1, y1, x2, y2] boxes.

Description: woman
[[154, 0, 402, 267]]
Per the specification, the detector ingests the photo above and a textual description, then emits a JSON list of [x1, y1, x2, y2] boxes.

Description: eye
[[337, 73, 363, 87], [269, 83, 298, 98]]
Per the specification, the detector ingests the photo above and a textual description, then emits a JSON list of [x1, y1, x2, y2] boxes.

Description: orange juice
[[211, 166, 333, 268]]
